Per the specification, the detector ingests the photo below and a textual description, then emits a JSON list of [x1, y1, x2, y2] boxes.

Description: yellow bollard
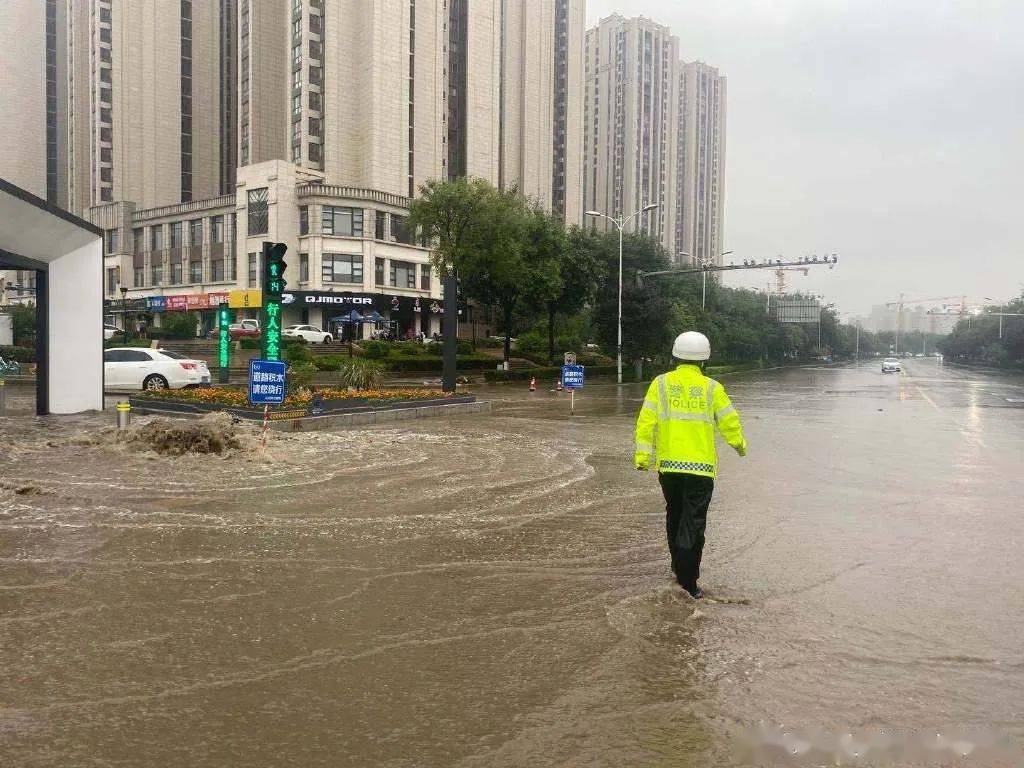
[[0, 378, 5, 414], [116, 401, 131, 430]]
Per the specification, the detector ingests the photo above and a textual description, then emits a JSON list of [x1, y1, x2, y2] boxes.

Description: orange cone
[[529, 377, 536, 392], [556, 378, 563, 392]]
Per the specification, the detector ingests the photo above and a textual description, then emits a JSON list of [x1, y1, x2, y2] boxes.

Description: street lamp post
[[697, 251, 733, 311], [119, 285, 129, 345], [585, 203, 660, 385]]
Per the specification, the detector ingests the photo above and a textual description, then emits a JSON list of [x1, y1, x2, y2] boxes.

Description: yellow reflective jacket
[[634, 364, 747, 477]]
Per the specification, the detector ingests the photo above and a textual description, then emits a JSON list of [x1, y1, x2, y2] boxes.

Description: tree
[[408, 177, 494, 278], [590, 232, 682, 367], [540, 226, 604, 364]]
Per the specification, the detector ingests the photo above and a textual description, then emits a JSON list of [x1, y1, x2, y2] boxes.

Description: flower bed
[[130, 386, 474, 420]]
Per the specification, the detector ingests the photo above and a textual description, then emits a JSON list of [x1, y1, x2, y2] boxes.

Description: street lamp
[[585, 203, 660, 384], [119, 285, 129, 345]]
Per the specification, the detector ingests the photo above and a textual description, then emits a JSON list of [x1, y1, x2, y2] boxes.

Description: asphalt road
[[0, 360, 1022, 766]]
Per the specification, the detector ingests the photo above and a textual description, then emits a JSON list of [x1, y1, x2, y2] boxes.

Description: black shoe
[[686, 587, 704, 600]]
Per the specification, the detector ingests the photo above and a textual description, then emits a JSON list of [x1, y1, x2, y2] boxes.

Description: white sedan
[[283, 324, 333, 344], [881, 357, 902, 373], [104, 323, 121, 341], [104, 348, 211, 391]]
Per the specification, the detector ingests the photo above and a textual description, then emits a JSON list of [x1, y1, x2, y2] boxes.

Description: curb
[[268, 400, 492, 431]]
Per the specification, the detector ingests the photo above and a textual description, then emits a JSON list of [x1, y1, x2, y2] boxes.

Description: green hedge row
[[385, 355, 497, 372], [0, 345, 35, 363], [483, 365, 619, 382]]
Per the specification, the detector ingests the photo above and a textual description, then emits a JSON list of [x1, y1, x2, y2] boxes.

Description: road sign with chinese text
[[561, 364, 585, 389], [248, 359, 287, 405]]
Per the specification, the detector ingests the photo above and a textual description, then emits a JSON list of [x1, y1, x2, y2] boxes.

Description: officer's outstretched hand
[[635, 461, 649, 471], [735, 442, 748, 457]]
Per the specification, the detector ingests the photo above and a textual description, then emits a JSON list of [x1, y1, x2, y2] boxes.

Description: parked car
[[104, 323, 120, 341], [283, 324, 333, 344], [104, 347, 210, 391], [881, 357, 901, 373], [206, 319, 261, 340]]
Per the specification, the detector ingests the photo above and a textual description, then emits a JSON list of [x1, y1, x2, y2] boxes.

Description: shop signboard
[[166, 295, 189, 311], [186, 294, 210, 310], [229, 289, 262, 309], [208, 292, 230, 306], [146, 296, 167, 312]]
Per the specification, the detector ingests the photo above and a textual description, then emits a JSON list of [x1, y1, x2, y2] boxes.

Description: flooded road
[[1, 361, 1022, 766]]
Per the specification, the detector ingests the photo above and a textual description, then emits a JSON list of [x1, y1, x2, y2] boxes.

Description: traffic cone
[[556, 378, 563, 392], [529, 377, 536, 392]]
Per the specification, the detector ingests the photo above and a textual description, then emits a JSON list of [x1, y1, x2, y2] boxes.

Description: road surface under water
[[1, 361, 1022, 766]]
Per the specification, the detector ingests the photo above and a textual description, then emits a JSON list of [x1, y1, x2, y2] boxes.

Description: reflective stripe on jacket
[[634, 363, 747, 477]]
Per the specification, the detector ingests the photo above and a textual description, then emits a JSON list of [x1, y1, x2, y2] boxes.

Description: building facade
[[91, 160, 445, 339], [583, 15, 679, 253], [675, 62, 727, 267]]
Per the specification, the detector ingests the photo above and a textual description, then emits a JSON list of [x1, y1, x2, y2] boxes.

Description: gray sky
[[587, 0, 1024, 317]]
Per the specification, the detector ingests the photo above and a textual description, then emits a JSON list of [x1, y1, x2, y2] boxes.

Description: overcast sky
[[586, 0, 1024, 317]]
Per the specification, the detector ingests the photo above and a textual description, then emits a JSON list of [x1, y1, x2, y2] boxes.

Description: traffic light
[[263, 241, 288, 299], [261, 241, 288, 361]]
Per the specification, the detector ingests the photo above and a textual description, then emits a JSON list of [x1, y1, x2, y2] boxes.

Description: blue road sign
[[561, 364, 585, 389], [249, 359, 287, 405]]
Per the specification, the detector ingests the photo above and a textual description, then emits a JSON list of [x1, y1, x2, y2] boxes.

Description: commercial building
[[583, 14, 727, 265], [675, 61, 727, 267]]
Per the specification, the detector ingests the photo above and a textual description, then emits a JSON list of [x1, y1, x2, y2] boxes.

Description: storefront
[[103, 291, 230, 337], [281, 290, 451, 340]]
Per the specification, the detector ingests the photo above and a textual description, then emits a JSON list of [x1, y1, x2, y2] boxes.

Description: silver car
[[881, 357, 901, 373]]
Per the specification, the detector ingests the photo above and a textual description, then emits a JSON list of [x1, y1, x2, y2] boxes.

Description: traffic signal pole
[[261, 241, 288, 362]]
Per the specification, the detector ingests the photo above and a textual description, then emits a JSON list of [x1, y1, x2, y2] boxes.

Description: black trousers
[[658, 472, 715, 591]]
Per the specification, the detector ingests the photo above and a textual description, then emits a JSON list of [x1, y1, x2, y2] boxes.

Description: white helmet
[[672, 331, 711, 361]]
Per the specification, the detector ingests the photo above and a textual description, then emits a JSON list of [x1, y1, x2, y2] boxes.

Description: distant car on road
[[882, 357, 901, 373], [206, 319, 261, 340], [283, 324, 333, 344], [104, 323, 120, 341], [104, 347, 211, 390]]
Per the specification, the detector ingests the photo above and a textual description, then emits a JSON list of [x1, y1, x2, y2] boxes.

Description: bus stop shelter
[[0, 177, 104, 414]]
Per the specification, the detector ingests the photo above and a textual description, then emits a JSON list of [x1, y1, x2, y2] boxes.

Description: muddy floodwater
[[2, 361, 1023, 766]]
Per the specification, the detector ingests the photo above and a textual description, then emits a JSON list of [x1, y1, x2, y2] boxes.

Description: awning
[[362, 310, 384, 323], [330, 310, 365, 323]]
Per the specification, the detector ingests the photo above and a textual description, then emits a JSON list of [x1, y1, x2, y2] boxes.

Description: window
[[101, 147, 112, 163], [309, 65, 321, 86], [152, 262, 164, 285], [321, 206, 363, 236], [189, 218, 203, 247], [247, 188, 268, 235], [100, 27, 111, 43], [375, 211, 386, 240], [310, 39, 322, 59], [190, 260, 203, 283], [375, 257, 385, 285], [309, 117, 321, 136], [292, 91, 301, 116], [171, 262, 183, 284], [100, 126, 112, 143], [299, 253, 309, 281], [322, 254, 363, 284], [211, 260, 224, 281], [309, 142, 321, 163], [100, 85, 112, 104], [100, 67, 111, 83], [299, 206, 308, 234], [101, 167, 112, 183], [292, 16, 301, 39], [101, 106, 112, 123], [248, 251, 260, 287], [106, 229, 118, 253], [134, 267, 145, 286], [309, 90, 321, 111], [420, 264, 431, 290], [292, 42, 302, 68], [211, 215, 224, 243], [133, 227, 144, 253], [310, 14, 322, 34], [100, 46, 111, 63], [169, 221, 183, 249], [389, 260, 416, 289], [107, 267, 118, 294], [391, 214, 413, 244], [100, 187, 113, 202], [150, 226, 163, 251], [100, 6, 111, 22]]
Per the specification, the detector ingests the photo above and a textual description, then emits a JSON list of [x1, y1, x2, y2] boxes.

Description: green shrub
[[0, 345, 35, 363], [457, 340, 473, 355], [239, 338, 261, 350], [361, 340, 390, 359], [338, 358, 384, 389], [159, 312, 199, 339], [287, 361, 318, 392], [383, 355, 496, 372], [313, 355, 345, 372], [284, 343, 313, 365]]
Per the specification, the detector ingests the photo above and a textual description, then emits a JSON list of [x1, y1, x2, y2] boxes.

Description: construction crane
[[884, 294, 967, 355], [774, 267, 809, 295]]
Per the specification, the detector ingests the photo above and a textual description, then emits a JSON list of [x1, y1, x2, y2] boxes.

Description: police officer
[[634, 331, 747, 598]]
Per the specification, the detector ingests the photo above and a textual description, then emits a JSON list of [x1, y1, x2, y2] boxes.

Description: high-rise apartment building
[[0, 0, 47, 200], [583, 15, 679, 252], [63, 0, 232, 214], [676, 61, 726, 267], [584, 15, 727, 265], [447, 0, 584, 223]]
